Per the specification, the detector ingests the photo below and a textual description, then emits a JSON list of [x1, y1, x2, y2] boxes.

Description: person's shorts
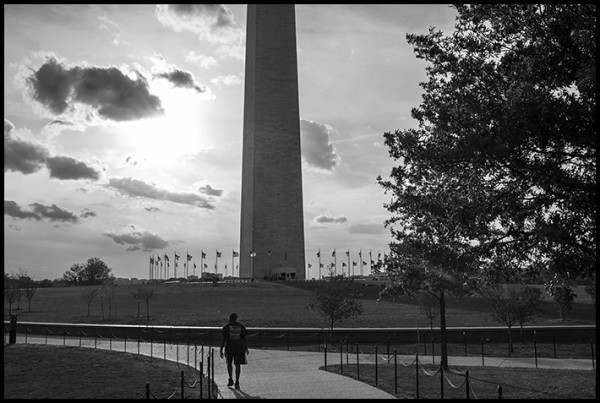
[[225, 350, 247, 365]]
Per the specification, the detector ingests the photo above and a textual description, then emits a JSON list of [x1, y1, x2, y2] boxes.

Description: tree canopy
[[377, 3, 595, 368], [379, 3, 595, 290], [62, 257, 114, 286]]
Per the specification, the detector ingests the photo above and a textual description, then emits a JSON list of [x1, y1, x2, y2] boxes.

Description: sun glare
[[118, 84, 212, 167]]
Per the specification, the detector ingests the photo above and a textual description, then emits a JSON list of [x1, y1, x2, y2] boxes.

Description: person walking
[[220, 312, 249, 390]]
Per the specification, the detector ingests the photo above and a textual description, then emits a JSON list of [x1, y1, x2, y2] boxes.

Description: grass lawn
[[324, 363, 597, 399], [3, 343, 212, 399]]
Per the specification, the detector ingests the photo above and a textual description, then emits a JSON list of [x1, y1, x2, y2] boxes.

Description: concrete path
[[8, 334, 595, 399]]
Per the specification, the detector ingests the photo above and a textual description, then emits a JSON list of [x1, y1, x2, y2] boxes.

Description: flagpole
[[318, 249, 321, 280], [201, 251, 204, 277], [347, 250, 350, 277], [334, 249, 337, 276], [359, 250, 362, 278], [215, 250, 218, 275]]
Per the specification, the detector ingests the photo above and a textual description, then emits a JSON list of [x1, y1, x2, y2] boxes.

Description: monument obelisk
[[239, 4, 306, 280]]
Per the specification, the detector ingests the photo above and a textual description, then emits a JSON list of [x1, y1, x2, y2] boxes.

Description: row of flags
[[148, 249, 386, 280], [149, 250, 240, 280]]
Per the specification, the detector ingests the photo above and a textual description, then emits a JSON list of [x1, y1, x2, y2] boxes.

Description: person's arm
[[220, 328, 227, 358]]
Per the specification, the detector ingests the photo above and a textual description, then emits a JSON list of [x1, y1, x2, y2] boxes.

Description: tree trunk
[[508, 326, 513, 352], [146, 302, 150, 321], [439, 290, 448, 370]]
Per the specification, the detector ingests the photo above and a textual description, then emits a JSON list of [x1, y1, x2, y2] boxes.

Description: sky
[[4, 4, 459, 281]]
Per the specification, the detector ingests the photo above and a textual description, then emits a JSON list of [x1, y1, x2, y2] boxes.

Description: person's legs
[[225, 353, 234, 385], [235, 364, 241, 382]]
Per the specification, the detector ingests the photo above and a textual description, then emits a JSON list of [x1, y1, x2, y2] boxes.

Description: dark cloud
[[106, 177, 215, 209], [156, 4, 241, 44], [26, 57, 164, 121], [4, 200, 41, 220], [4, 119, 49, 174], [156, 69, 207, 93], [348, 223, 387, 235], [300, 119, 339, 170], [198, 184, 223, 197], [80, 208, 97, 218], [46, 156, 100, 180], [30, 202, 79, 223], [316, 214, 347, 224], [103, 229, 170, 252]]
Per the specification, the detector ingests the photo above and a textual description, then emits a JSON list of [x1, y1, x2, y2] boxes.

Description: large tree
[[378, 4, 595, 369], [62, 258, 114, 286]]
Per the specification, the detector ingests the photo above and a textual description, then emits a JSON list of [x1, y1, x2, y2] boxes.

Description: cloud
[[316, 214, 347, 224], [80, 208, 97, 218], [106, 177, 215, 209], [30, 202, 80, 223], [198, 184, 223, 197], [4, 200, 41, 220], [300, 119, 340, 170], [348, 223, 387, 235], [186, 51, 218, 69], [210, 74, 241, 87], [103, 228, 170, 252], [156, 4, 242, 44], [155, 68, 208, 93], [25, 57, 163, 122], [4, 119, 49, 174], [46, 156, 100, 180]]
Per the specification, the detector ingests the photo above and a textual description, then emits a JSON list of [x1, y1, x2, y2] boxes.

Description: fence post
[[498, 385, 503, 399], [25, 327, 28, 344], [356, 343, 360, 380], [164, 338, 167, 363], [45, 328, 48, 345], [63, 329, 66, 345], [465, 370, 470, 399], [481, 338, 485, 367], [177, 338, 179, 363], [534, 338, 538, 368], [79, 330, 82, 347], [324, 345, 327, 371], [199, 360, 204, 399], [207, 349, 211, 399], [340, 341, 344, 374], [591, 340, 595, 369], [9, 315, 17, 344], [211, 348, 215, 398], [415, 353, 420, 400], [287, 333, 290, 351], [553, 334, 556, 358], [375, 345, 378, 386], [110, 332, 112, 350], [394, 349, 398, 395], [440, 364, 444, 400], [124, 331, 127, 352], [432, 338, 435, 365], [146, 383, 150, 399], [346, 339, 349, 364], [387, 335, 390, 362], [463, 331, 467, 356]]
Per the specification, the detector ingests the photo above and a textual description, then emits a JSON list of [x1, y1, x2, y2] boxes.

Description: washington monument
[[239, 4, 306, 280]]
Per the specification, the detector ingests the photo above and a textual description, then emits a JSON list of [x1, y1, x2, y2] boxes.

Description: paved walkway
[[7, 334, 595, 399]]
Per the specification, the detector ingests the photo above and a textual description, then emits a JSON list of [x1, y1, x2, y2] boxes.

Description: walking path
[[8, 334, 595, 399]]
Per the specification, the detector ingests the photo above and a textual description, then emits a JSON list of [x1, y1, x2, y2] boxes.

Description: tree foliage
[[306, 280, 363, 332], [377, 4, 595, 369], [62, 258, 114, 286]]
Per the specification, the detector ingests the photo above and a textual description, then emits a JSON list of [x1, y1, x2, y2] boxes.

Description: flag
[[308, 263, 312, 268], [353, 261, 357, 266], [319, 263, 324, 268], [359, 250, 362, 257], [316, 250, 320, 258], [346, 250, 349, 257], [157, 256, 161, 262], [332, 250, 336, 257], [150, 256, 154, 264], [331, 261, 336, 267], [225, 264, 227, 269], [165, 255, 169, 262], [204, 263, 208, 268], [201, 251, 206, 259], [174, 253, 180, 260], [342, 262, 347, 267], [363, 261, 367, 265], [187, 253, 192, 261], [233, 250, 239, 257], [216, 251, 222, 258], [194, 263, 197, 269]]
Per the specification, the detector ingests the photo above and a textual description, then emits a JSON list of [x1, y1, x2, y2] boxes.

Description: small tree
[[140, 287, 155, 321], [81, 288, 99, 317], [483, 285, 544, 351], [101, 279, 118, 321], [418, 291, 439, 350], [23, 278, 37, 313], [551, 285, 576, 320], [306, 280, 363, 335], [4, 273, 20, 315], [131, 288, 144, 318]]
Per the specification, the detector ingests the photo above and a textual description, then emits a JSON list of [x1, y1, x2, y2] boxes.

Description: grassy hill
[[4, 280, 595, 328]]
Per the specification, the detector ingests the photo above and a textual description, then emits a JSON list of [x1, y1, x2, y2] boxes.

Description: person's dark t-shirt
[[222, 321, 248, 354]]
